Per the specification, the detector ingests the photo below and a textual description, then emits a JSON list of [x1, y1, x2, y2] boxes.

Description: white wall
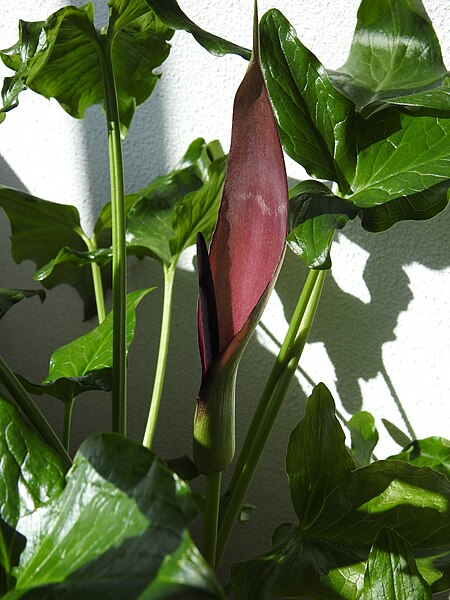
[[0, 0, 449, 576]]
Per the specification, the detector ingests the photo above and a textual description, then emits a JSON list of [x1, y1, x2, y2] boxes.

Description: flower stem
[[0, 355, 72, 469], [143, 260, 177, 449], [63, 399, 74, 454], [203, 471, 222, 570], [98, 39, 127, 435], [216, 269, 327, 561], [81, 233, 107, 324]]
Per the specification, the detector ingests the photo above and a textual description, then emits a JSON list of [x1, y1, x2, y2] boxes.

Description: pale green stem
[[216, 269, 327, 561], [63, 400, 74, 454], [81, 233, 107, 324], [0, 356, 72, 469], [203, 471, 222, 570], [142, 260, 177, 449], [97, 39, 127, 435]]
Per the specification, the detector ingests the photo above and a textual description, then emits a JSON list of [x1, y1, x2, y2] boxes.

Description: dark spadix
[[193, 2, 288, 474]]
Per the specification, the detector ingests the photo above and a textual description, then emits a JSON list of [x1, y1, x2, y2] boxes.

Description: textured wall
[[0, 0, 449, 577]]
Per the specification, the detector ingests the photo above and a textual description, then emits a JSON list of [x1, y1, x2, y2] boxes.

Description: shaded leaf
[[34, 247, 113, 283], [382, 418, 411, 448], [365, 85, 450, 117], [329, 0, 448, 113], [348, 411, 379, 467], [231, 384, 450, 598], [32, 288, 154, 403], [389, 437, 450, 480], [260, 9, 356, 189], [0, 288, 45, 319], [1, 0, 173, 136], [287, 181, 358, 269], [126, 139, 226, 265], [0, 187, 99, 320], [145, 0, 250, 59], [9, 433, 223, 598], [363, 527, 431, 599]]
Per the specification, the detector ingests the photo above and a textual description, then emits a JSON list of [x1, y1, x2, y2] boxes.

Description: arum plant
[[193, 1, 288, 568]]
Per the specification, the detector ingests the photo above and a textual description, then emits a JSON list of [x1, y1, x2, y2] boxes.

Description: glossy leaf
[[0, 187, 99, 319], [287, 181, 358, 269], [389, 437, 450, 480], [329, 0, 448, 113], [348, 411, 379, 467], [363, 528, 431, 599], [0, 395, 65, 586], [29, 288, 153, 403], [350, 112, 450, 206], [365, 85, 450, 117], [9, 433, 223, 598], [194, 25, 289, 473], [231, 384, 450, 598], [260, 9, 356, 189], [0, 0, 173, 136], [0, 288, 45, 319], [145, 0, 250, 59], [126, 139, 226, 265], [34, 247, 113, 283]]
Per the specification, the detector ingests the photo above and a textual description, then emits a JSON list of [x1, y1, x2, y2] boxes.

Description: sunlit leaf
[[382, 418, 411, 448], [287, 181, 358, 269], [348, 411, 379, 467], [260, 9, 356, 189], [389, 437, 450, 480], [145, 0, 250, 59], [329, 0, 448, 113]]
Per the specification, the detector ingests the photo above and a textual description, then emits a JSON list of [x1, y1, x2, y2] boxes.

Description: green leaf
[[365, 86, 450, 117], [9, 433, 223, 598], [144, 0, 250, 59], [0, 187, 100, 320], [34, 247, 113, 283], [1, 0, 173, 136], [287, 181, 358, 269], [350, 111, 450, 206], [27, 288, 154, 403], [126, 139, 226, 265], [260, 10, 356, 189], [0, 395, 66, 584], [389, 437, 450, 480], [329, 0, 448, 113], [348, 411, 379, 467], [231, 384, 450, 599], [382, 418, 411, 448], [363, 527, 431, 599], [0, 288, 45, 319]]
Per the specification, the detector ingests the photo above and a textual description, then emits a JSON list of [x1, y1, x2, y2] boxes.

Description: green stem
[[63, 400, 74, 454], [98, 39, 127, 435], [0, 356, 72, 469], [82, 233, 107, 324], [203, 471, 222, 570], [227, 268, 320, 493], [143, 260, 177, 448], [216, 269, 326, 561]]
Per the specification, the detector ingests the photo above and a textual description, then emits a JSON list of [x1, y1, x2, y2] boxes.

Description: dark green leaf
[[365, 86, 450, 117], [329, 0, 448, 113], [9, 433, 222, 598], [382, 418, 411, 448], [0, 288, 45, 319], [34, 247, 113, 282], [0, 395, 66, 585], [232, 384, 450, 598], [260, 10, 356, 189], [348, 411, 379, 467], [389, 437, 450, 480], [126, 139, 226, 265], [144, 0, 250, 59], [28, 288, 153, 403], [0, 187, 100, 319], [350, 112, 450, 206], [286, 383, 355, 525], [287, 181, 358, 269], [363, 527, 431, 599], [1, 1, 173, 136]]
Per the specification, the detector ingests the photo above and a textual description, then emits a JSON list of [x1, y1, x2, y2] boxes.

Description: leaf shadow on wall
[[275, 200, 450, 434]]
